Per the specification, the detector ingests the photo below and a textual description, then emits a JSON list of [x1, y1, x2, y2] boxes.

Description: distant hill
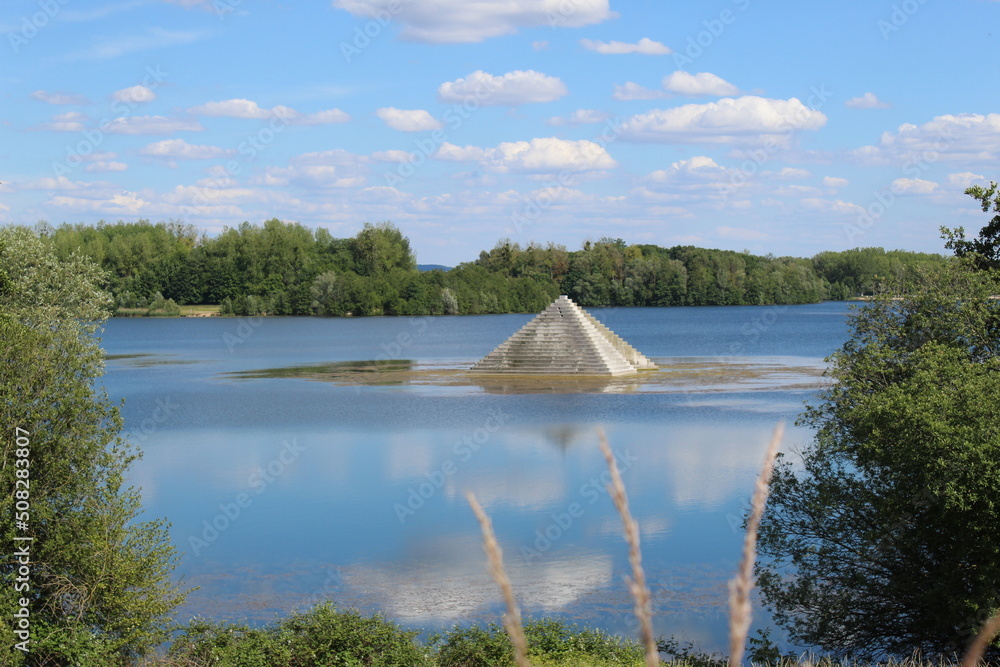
[[418, 264, 451, 272]]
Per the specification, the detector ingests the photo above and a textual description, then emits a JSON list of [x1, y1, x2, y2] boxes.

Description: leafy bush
[[167, 604, 431, 666], [433, 618, 646, 667], [146, 291, 181, 316]]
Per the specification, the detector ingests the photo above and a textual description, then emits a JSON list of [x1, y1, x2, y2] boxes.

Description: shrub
[[167, 604, 431, 666], [434, 618, 646, 667]]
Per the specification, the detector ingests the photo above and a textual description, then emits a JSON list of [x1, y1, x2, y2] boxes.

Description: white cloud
[[620, 96, 827, 146], [376, 107, 443, 132], [52, 191, 149, 214], [434, 143, 489, 162], [35, 111, 88, 132], [188, 98, 291, 119], [30, 90, 88, 105], [295, 108, 351, 125], [371, 150, 417, 162], [845, 92, 890, 109], [255, 149, 368, 189], [873, 113, 1000, 162], [292, 148, 367, 166], [85, 161, 128, 172], [64, 27, 209, 61], [823, 176, 849, 188], [188, 98, 349, 125], [579, 37, 670, 55], [532, 40, 548, 50], [112, 85, 156, 104], [891, 177, 938, 194], [20, 176, 93, 191], [264, 166, 365, 189], [801, 197, 866, 216], [106, 115, 204, 134], [332, 0, 615, 43], [773, 184, 824, 197], [774, 167, 811, 180], [436, 137, 616, 173], [546, 109, 609, 126], [140, 139, 235, 159], [647, 156, 730, 185], [947, 172, 985, 189], [438, 70, 568, 106], [489, 138, 616, 172], [662, 71, 739, 97], [612, 81, 666, 101], [83, 152, 119, 162], [847, 144, 888, 166], [717, 225, 766, 240]]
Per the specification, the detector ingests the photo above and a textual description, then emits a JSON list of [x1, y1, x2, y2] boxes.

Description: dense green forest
[[25, 219, 947, 316]]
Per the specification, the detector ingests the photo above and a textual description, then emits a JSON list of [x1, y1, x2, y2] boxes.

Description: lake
[[100, 301, 852, 653]]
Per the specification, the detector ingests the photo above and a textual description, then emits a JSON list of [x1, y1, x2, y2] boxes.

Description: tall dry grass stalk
[[960, 612, 1000, 667], [598, 428, 660, 667], [728, 422, 785, 667], [466, 491, 532, 667]]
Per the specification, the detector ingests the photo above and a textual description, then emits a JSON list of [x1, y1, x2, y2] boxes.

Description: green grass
[[179, 303, 221, 316], [113, 304, 221, 317]]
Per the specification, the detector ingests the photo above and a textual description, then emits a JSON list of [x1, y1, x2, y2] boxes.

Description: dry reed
[[960, 612, 1000, 667], [728, 422, 785, 667], [466, 491, 532, 667], [598, 428, 660, 667]]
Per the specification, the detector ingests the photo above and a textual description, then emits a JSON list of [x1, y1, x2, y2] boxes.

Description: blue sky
[[2, 0, 999, 265]]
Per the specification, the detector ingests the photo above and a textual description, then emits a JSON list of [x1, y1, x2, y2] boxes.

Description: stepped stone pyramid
[[469, 295, 657, 376]]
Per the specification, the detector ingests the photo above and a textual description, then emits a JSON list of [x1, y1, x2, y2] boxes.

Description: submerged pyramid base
[[469, 295, 657, 376]]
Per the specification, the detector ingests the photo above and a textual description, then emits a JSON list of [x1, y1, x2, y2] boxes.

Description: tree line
[[27, 219, 947, 317]]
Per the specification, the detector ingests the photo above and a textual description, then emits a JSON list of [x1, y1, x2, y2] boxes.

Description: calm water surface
[[101, 302, 851, 652]]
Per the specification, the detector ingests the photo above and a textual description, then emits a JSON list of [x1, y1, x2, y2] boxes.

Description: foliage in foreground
[[0, 228, 187, 666], [432, 618, 647, 667], [166, 604, 432, 666], [161, 610, 647, 667], [757, 254, 1000, 659]]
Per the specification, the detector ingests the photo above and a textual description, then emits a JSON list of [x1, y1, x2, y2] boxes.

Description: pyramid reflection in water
[[469, 295, 657, 376]]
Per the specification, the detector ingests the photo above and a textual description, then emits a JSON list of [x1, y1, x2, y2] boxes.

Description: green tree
[[943, 181, 1000, 270], [0, 228, 186, 666], [756, 258, 1000, 660], [350, 222, 416, 277]]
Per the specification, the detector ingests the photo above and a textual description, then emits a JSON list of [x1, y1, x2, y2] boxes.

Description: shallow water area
[[220, 356, 829, 394]]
